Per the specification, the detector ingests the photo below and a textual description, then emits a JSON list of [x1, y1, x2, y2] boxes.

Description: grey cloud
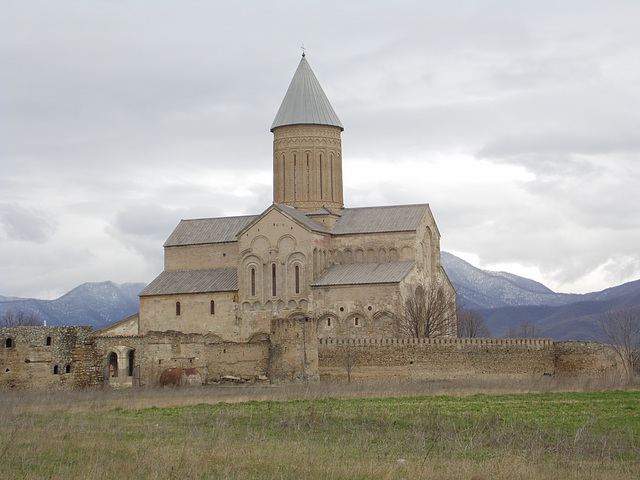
[[3, 1, 640, 297], [0, 204, 57, 243]]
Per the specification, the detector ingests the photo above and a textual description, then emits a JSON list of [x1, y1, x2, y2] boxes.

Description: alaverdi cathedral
[[115, 54, 457, 344], [1, 56, 617, 389]]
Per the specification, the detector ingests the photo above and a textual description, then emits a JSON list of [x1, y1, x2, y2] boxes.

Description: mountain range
[[440, 252, 640, 340], [1, 252, 639, 341], [0, 282, 145, 330]]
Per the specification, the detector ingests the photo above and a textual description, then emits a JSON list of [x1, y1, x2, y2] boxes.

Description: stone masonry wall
[[319, 337, 557, 382], [95, 331, 269, 386], [0, 326, 98, 389], [554, 341, 620, 375]]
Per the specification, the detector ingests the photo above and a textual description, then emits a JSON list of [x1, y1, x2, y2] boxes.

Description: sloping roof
[[306, 206, 343, 217], [331, 204, 429, 235], [312, 261, 416, 287], [271, 55, 343, 131], [139, 269, 238, 296], [164, 215, 258, 247], [275, 204, 330, 234]]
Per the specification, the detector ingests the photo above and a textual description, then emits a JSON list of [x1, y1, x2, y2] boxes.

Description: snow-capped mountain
[[440, 251, 582, 309], [441, 252, 640, 340], [0, 281, 145, 329]]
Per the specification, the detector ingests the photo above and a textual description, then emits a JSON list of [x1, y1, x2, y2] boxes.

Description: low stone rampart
[[318, 337, 615, 382], [554, 341, 619, 375]]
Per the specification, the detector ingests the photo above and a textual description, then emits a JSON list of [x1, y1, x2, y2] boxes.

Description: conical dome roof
[[271, 55, 343, 131]]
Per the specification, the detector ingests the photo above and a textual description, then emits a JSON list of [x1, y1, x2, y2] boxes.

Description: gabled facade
[[95, 54, 457, 384]]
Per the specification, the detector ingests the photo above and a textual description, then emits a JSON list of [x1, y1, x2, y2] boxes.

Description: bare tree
[[600, 307, 640, 380], [504, 321, 540, 338], [457, 310, 491, 338], [343, 342, 356, 383], [1, 309, 41, 327], [397, 284, 456, 338]]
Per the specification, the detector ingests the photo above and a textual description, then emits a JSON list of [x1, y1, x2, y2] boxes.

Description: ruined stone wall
[[269, 317, 318, 382], [95, 332, 270, 386], [0, 326, 99, 389]]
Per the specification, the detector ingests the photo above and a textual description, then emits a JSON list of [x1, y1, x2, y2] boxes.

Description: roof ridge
[[342, 203, 429, 211], [178, 213, 259, 222]]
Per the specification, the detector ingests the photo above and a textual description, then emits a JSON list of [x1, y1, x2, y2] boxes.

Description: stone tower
[[268, 316, 319, 383], [271, 54, 344, 213]]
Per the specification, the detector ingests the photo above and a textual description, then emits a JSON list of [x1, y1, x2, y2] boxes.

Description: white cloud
[[1, 1, 639, 298]]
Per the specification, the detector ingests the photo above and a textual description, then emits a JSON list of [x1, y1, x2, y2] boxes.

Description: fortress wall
[[269, 317, 319, 382], [554, 341, 620, 375], [0, 326, 97, 389], [318, 337, 556, 382], [95, 332, 270, 386]]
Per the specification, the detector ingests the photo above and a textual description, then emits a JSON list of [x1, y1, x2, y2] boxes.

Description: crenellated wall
[[317, 337, 619, 382], [0, 325, 623, 389]]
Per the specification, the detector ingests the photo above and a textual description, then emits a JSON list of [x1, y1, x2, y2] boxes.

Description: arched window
[[282, 154, 286, 200], [128, 350, 135, 377], [327, 318, 331, 327], [293, 154, 297, 200], [65, 364, 71, 374], [319, 154, 323, 199], [306, 153, 310, 200], [176, 301, 181, 316], [53, 365, 59, 375], [109, 352, 118, 378], [272, 263, 277, 296], [295, 265, 300, 294], [354, 317, 359, 326], [330, 154, 334, 200], [5, 338, 12, 348], [250, 268, 256, 296], [210, 300, 215, 315], [46, 336, 52, 346]]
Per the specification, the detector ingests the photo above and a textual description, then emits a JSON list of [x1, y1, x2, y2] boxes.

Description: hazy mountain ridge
[[0, 282, 145, 328], [441, 252, 580, 309], [441, 252, 640, 341]]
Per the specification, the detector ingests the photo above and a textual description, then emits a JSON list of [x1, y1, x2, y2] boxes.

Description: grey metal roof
[[271, 55, 343, 131], [275, 204, 330, 234], [139, 268, 238, 296], [312, 261, 416, 287], [306, 206, 342, 217], [164, 215, 258, 247], [331, 204, 429, 235]]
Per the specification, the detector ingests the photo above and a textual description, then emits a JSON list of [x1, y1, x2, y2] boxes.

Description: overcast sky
[[2, 1, 639, 299]]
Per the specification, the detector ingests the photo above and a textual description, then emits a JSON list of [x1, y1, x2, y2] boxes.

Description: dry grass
[[0, 376, 638, 479], [2, 374, 633, 414]]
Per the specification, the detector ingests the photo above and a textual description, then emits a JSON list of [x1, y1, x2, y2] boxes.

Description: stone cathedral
[[91, 54, 458, 385], [3, 56, 617, 390], [106, 54, 456, 341]]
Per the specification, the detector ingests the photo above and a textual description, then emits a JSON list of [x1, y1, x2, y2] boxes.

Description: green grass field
[[1, 383, 638, 479]]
